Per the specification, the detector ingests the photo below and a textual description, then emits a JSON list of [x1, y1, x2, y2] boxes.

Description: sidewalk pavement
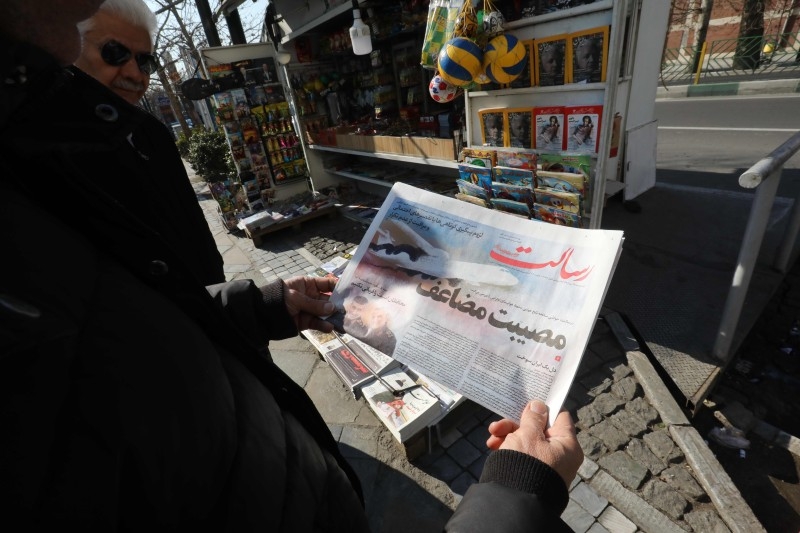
[[188, 164, 764, 532], [656, 77, 800, 99]]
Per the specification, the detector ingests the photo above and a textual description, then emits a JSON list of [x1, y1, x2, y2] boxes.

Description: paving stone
[[597, 506, 637, 533], [568, 382, 593, 407], [609, 410, 649, 439], [437, 426, 463, 448], [590, 470, 687, 533], [591, 337, 625, 363], [586, 375, 614, 397], [449, 471, 477, 497], [339, 425, 380, 458], [327, 424, 344, 441], [598, 451, 649, 491], [626, 397, 659, 426], [659, 465, 706, 501], [578, 457, 600, 480], [682, 509, 732, 533], [465, 424, 489, 451], [587, 522, 611, 533], [563, 395, 579, 413], [577, 350, 605, 378], [578, 431, 609, 461], [641, 479, 688, 520], [610, 363, 633, 381], [591, 419, 630, 452], [593, 392, 627, 416], [571, 481, 609, 517], [644, 429, 684, 464], [562, 499, 596, 533], [577, 403, 605, 429], [611, 376, 641, 402], [467, 453, 487, 480], [456, 413, 481, 435], [625, 438, 666, 475], [446, 439, 482, 469], [425, 452, 463, 483], [304, 364, 364, 424], [412, 444, 445, 468]]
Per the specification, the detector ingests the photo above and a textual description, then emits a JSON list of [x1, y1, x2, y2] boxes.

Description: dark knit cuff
[[258, 279, 298, 339], [480, 449, 570, 514]]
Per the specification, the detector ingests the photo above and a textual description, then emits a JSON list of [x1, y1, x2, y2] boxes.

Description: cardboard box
[[334, 133, 455, 161], [402, 136, 456, 160], [372, 135, 404, 154]]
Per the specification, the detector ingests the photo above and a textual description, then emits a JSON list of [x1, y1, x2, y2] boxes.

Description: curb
[[656, 78, 800, 99], [626, 348, 765, 533]]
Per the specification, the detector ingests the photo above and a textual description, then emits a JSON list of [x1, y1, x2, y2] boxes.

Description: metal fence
[[714, 129, 800, 362], [661, 32, 800, 85]]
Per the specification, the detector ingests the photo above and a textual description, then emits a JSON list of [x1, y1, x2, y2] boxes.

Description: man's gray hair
[[77, 0, 158, 44]]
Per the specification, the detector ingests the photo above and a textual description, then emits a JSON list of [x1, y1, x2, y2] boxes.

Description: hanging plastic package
[[482, 0, 505, 38], [420, 0, 465, 70], [453, 0, 478, 40]]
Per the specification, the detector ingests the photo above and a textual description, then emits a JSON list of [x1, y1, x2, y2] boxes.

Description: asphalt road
[[655, 94, 800, 197]]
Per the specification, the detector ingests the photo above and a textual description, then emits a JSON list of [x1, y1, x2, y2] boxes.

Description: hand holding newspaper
[[328, 183, 623, 425]]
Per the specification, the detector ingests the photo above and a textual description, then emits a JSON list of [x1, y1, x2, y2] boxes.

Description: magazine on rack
[[327, 183, 624, 425]]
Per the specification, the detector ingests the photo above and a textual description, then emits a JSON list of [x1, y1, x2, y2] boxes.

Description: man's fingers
[[518, 399, 549, 438], [545, 409, 577, 440], [310, 276, 337, 295], [304, 316, 334, 333], [488, 419, 519, 437], [486, 435, 505, 450], [299, 295, 335, 317]]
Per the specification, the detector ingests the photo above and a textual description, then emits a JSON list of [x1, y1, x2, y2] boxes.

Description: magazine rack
[[264, 0, 670, 229]]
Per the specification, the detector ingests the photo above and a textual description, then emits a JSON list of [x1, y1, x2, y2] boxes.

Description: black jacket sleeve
[[444, 450, 572, 532], [206, 279, 297, 347]]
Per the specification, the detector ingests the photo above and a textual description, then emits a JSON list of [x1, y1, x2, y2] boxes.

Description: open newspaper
[[328, 182, 624, 425]]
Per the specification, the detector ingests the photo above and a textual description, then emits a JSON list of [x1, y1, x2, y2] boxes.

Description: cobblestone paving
[[191, 174, 751, 532]]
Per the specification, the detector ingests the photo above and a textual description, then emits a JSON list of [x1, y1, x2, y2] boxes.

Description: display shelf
[[279, 2, 352, 43], [467, 82, 606, 99], [309, 144, 460, 169], [505, 0, 613, 30], [244, 203, 337, 246], [328, 169, 394, 189]]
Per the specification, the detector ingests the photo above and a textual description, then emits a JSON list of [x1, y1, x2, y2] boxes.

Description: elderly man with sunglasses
[[67, 0, 226, 286], [75, 0, 157, 105]]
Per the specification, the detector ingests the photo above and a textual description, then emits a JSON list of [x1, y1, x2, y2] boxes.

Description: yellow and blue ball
[[437, 37, 483, 88], [482, 34, 527, 85]]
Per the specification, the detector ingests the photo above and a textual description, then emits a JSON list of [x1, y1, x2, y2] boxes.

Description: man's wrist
[[479, 449, 570, 513]]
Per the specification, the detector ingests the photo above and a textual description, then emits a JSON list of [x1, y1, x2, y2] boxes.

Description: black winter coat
[[0, 39, 366, 532], [0, 37, 572, 532]]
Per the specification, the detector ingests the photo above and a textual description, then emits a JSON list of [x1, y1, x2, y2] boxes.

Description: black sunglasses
[[100, 40, 158, 75]]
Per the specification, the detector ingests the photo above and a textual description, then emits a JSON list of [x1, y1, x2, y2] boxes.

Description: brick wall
[[666, 0, 800, 50]]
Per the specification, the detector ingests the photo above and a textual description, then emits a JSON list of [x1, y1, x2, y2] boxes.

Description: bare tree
[[144, 0, 263, 136], [733, 0, 766, 68]]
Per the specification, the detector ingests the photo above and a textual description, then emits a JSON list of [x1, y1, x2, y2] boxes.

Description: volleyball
[[482, 34, 527, 84], [429, 73, 461, 103], [437, 37, 483, 88]]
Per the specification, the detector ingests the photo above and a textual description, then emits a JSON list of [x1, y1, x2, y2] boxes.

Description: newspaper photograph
[[328, 183, 624, 424]]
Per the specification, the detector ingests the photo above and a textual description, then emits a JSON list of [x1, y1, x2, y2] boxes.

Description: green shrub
[[175, 131, 190, 158], [186, 128, 236, 182]]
